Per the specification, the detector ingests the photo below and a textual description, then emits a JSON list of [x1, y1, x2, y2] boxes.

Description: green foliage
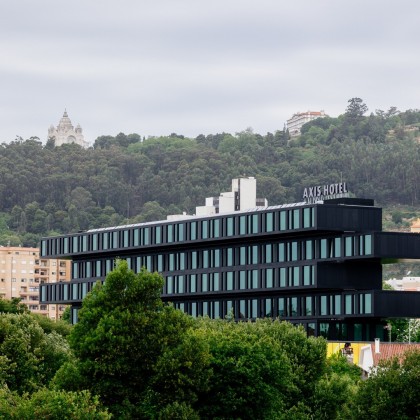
[[66, 260, 194, 417], [0, 387, 110, 419], [30, 313, 72, 337], [351, 349, 420, 419], [0, 313, 72, 394], [0, 297, 28, 314], [0, 100, 418, 246]]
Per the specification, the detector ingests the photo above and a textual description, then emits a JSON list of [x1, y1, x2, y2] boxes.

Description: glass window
[[190, 274, 196, 293], [279, 267, 286, 287], [73, 236, 79, 253], [305, 240, 313, 260], [123, 230, 129, 247], [320, 239, 327, 258], [226, 217, 234, 236], [178, 224, 184, 241], [226, 272, 234, 290], [134, 229, 140, 246], [365, 293, 372, 314], [239, 271, 246, 289], [291, 242, 298, 261], [265, 298, 272, 317], [266, 268, 273, 288], [96, 261, 102, 277], [345, 237, 353, 257], [202, 220, 208, 239], [320, 296, 328, 315], [364, 235, 372, 255], [252, 245, 258, 264], [214, 249, 220, 267], [179, 253, 185, 270], [279, 211, 287, 230], [239, 216, 247, 235], [213, 219, 220, 238], [167, 276, 173, 294], [155, 226, 161, 244], [265, 244, 272, 263], [191, 252, 197, 269], [227, 248, 233, 266], [167, 225, 174, 243], [251, 299, 258, 318], [334, 238, 341, 258], [303, 207, 312, 228], [334, 295, 341, 315], [169, 254, 175, 271], [293, 266, 300, 286], [63, 238, 69, 254], [143, 228, 150, 245], [251, 214, 258, 234], [303, 265, 312, 286], [290, 297, 298, 316], [345, 295, 352, 315], [92, 234, 98, 251], [305, 297, 312, 316], [177, 276, 184, 293], [157, 255, 163, 272], [213, 273, 220, 291], [203, 250, 209, 268], [251, 270, 258, 289], [293, 209, 300, 229], [240, 247, 246, 265], [112, 231, 118, 249], [279, 243, 286, 262], [278, 298, 285, 317], [190, 222, 197, 240], [266, 212, 273, 232]]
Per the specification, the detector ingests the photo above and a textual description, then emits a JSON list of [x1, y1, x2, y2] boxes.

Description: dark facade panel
[[317, 261, 382, 290], [374, 291, 420, 318], [375, 232, 420, 259], [317, 205, 382, 233]]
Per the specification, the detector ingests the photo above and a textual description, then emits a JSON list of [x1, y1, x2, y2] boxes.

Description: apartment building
[[287, 110, 326, 137], [0, 246, 71, 319]]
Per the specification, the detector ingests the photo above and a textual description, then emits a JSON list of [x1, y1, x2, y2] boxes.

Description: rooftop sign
[[303, 182, 349, 204]]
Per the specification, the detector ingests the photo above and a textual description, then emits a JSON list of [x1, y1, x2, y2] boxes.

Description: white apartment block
[[287, 110, 326, 138], [0, 246, 71, 319]]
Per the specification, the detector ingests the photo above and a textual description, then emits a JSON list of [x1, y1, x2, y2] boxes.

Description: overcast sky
[[1, 0, 419, 144]]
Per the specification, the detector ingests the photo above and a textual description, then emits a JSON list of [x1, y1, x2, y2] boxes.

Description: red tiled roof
[[371, 343, 420, 366]]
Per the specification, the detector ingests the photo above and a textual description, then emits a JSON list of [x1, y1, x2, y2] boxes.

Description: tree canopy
[[0, 99, 418, 247]]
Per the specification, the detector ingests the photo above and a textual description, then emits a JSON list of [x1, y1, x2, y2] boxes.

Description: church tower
[[48, 110, 89, 147]]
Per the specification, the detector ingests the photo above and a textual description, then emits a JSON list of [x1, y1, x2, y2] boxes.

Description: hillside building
[[48, 110, 89, 147], [39, 192, 420, 340], [0, 247, 71, 319], [287, 110, 326, 138]]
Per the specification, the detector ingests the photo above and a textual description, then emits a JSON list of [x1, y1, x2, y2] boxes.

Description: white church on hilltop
[[48, 110, 89, 147]]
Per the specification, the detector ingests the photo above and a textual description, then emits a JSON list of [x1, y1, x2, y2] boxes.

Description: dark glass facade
[[39, 199, 420, 340]]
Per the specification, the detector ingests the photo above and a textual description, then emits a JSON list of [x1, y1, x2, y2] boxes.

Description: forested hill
[[1, 99, 419, 247]]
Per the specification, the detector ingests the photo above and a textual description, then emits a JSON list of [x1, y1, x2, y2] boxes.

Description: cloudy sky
[[1, 0, 419, 144]]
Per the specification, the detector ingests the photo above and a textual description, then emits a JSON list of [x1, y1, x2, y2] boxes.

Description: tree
[[352, 349, 420, 419], [0, 313, 72, 394], [345, 97, 368, 119], [0, 388, 110, 419], [64, 260, 195, 418]]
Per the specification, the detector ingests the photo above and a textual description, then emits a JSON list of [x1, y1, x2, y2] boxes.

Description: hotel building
[[39, 193, 420, 340]]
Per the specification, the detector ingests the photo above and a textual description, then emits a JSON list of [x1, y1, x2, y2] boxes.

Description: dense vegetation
[[0, 98, 419, 248], [1, 263, 419, 418]]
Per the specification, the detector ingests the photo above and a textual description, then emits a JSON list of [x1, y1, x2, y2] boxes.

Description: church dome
[[58, 110, 73, 132]]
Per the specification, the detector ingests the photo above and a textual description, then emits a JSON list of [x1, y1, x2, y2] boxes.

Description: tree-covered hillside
[[1, 98, 419, 246]]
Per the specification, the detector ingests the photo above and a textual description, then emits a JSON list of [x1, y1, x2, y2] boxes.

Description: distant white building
[[48, 110, 89, 147], [287, 110, 326, 138], [386, 276, 420, 292]]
